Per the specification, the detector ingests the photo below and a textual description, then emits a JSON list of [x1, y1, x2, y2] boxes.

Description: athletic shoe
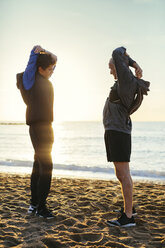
[[113, 206, 137, 216], [27, 204, 37, 214], [36, 205, 54, 219], [107, 213, 136, 227]]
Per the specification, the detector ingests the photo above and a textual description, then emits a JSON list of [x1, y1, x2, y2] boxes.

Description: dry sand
[[0, 173, 164, 248]]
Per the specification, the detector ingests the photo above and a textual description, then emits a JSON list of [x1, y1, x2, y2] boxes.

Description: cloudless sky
[[0, 0, 165, 122]]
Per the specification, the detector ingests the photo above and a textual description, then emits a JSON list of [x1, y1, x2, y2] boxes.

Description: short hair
[[36, 54, 56, 70]]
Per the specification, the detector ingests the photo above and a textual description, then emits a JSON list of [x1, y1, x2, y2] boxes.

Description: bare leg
[[114, 162, 133, 218]]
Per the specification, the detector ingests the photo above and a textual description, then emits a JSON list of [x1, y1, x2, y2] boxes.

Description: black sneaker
[[107, 213, 136, 227], [27, 204, 37, 214], [36, 205, 54, 219], [113, 206, 137, 216]]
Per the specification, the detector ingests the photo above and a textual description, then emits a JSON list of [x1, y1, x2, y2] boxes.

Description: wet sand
[[0, 173, 165, 247]]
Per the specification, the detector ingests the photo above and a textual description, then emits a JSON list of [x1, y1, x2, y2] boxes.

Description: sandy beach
[[0, 173, 164, 248]]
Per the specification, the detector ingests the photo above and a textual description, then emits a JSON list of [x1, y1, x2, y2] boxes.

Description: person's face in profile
[[39, 64, 56, 79], [109, 60, 117, 80]]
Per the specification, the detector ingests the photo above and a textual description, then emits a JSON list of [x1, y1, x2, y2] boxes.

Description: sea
[[0, 121, 165, 182]]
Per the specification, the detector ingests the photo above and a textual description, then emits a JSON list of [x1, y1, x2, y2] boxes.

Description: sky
[[0, 0, 165, 122]]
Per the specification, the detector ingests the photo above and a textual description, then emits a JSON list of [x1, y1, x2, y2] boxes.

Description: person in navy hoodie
[[17, 45, 57, 219]]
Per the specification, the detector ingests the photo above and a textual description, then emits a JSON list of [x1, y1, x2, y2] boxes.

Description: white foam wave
[[0, 160, 164, 181]]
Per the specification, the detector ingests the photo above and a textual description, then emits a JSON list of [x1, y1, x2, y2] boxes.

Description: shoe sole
[[27, 211, 37, 215], [36, 214, 54, 219], [107, 221, 136, 227]]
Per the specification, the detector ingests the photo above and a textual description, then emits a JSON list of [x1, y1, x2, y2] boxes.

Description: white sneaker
[[27, 204, 37, 214]]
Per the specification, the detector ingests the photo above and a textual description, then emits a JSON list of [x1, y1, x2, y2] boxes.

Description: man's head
[[109, 55, 130, 80], [109, 58, 117, 80], [36, 54, 57, 79]]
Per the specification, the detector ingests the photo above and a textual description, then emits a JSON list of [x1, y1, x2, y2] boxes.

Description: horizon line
[[0, 120, 165, 125]]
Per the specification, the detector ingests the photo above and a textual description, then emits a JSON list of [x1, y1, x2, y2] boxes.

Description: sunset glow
[[1, 0, 165, 122]]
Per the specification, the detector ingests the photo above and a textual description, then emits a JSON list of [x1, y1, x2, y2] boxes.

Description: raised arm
[[23, 45, 57, 90], [112, 47, 142, 85], [112, 47, 132, 85], [34, 45, 57, 63], [124, 50, 142, 79], [132, 62, 143, 79], [23, 46, 39, 90]]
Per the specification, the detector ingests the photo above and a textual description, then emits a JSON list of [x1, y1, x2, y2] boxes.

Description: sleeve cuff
[[31, 47, 40, 55]]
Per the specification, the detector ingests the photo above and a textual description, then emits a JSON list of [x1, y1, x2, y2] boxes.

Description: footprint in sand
[[42, 237, 67, 248], [3, 235, 21, 247], [59, 217, 77, 226], [70, 232, 103, 244]]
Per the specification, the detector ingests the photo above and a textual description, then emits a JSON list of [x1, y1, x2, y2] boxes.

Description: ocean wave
[[0, 122, 25, 125], [0, 160, 165, 181]]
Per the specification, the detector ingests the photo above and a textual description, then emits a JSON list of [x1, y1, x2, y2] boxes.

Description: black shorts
[[104, 130, 131, 162]]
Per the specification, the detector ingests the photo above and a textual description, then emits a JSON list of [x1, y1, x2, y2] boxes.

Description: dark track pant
[[29, 123, 54, 209]]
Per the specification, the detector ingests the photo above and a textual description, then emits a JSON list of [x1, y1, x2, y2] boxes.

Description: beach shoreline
[[0, 173, 165, 247], [0, 167, 164, 184]]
